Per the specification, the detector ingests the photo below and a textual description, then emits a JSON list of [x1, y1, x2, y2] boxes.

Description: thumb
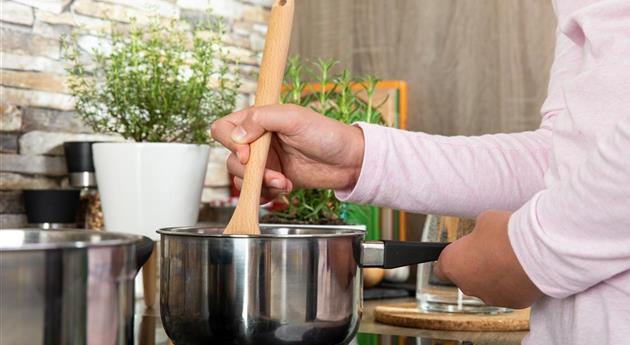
[[231, 105, 303, 144]]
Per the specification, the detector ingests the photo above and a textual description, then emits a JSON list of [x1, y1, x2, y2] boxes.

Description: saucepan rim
[[0, 229, 144, 251], [158, 223, 366, 238]]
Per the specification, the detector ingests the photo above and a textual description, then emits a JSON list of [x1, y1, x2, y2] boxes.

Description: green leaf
[[63, 15, 239, 144], [271, 56, 387, 223]]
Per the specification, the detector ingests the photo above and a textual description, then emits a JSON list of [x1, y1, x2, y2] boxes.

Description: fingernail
[[231, 127, 247, 142], [269, 179, 284, 189]]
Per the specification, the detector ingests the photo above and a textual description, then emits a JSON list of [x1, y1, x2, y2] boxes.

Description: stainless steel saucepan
[[0, 229, 153, 345], [159, 224, 448, 345]]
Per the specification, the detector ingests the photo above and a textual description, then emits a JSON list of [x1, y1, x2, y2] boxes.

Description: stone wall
[[0, 0, 271, 227]]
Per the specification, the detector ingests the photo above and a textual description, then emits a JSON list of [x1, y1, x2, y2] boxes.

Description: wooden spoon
[[223, 0, 295, 235]]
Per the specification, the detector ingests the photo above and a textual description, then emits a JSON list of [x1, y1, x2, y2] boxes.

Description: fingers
[[229, 104, 306, 144], [226, 153, 245, 179], [212, 105, 306, 163], [209, 108, 247, 151], [210, 110, 250, 164], [227, 153, 293, 192], [233, 176, 289, 203]]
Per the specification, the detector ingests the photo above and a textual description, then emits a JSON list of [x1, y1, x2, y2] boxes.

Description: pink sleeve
[[336, 24, 580, 218], [508, 114, 630, 298], [336, 121, 552, 218]]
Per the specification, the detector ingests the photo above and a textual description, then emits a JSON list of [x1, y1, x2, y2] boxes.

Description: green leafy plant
[[64, 16, 240, 144], [265, 57, 387, 224]]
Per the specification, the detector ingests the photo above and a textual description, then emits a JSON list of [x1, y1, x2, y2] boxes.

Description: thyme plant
[[64, 17, 239, 144], [268, 57, 387, 224]]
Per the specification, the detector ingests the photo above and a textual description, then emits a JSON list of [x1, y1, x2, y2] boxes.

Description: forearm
[[338, 122, 553, 218]]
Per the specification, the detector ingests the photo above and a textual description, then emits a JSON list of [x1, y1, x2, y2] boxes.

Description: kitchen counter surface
[[135, 298, 526, 345], [359, 298, 526, 345]]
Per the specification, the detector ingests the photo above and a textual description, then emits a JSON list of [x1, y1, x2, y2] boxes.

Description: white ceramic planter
[[93, 142, 209, 239]]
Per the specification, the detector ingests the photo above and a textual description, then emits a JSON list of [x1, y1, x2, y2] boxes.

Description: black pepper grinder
[[63, 141, 103, 229], [23, 189, 81, 229]]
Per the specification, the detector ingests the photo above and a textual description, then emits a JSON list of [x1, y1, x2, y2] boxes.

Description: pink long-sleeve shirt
[[338, 1, 630, 344]]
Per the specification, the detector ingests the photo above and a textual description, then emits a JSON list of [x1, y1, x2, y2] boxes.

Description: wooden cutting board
[[375, 302, 530, 331]]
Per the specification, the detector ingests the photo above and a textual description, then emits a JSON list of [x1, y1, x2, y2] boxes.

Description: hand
[[210, 104, 365, 201], [434, 210, 543, 309]]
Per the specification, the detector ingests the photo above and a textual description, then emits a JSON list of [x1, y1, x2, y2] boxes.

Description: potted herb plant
[[263, 57, 386, 226], [64, 17, 239, 240]]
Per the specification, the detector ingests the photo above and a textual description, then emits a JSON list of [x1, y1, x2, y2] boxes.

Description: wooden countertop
[[360, 298, 527, 345]]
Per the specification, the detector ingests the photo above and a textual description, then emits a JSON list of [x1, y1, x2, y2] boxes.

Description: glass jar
[[77, 188, 104, 230], [416, 215, 511, 314]]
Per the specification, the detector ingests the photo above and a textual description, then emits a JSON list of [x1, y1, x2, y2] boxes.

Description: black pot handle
[[361, 241, 449, 269], [135, 236, 154, 273]]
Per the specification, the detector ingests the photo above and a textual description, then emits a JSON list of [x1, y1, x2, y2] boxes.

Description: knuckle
[[262, 189, 279, 201], [436, 253, 456, 283], [226, 155, 239, 169], [250, 109, 261, 125], [284, 104, 301, 113], [209, 121, 219, 137]]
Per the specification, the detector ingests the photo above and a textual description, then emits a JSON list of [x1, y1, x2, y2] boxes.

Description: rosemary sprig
[[271, 56, 386, 223]]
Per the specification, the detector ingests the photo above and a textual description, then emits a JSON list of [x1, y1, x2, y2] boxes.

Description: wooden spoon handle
[[141, 244, 157, 308], [224, 0, 294, 235]]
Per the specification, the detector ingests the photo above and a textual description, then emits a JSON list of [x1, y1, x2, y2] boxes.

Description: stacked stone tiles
[[0, 0, 272, 227]]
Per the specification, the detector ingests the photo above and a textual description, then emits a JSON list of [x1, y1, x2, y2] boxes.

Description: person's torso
[[527, 272, 630, 345], [527, 0, 630, 344]]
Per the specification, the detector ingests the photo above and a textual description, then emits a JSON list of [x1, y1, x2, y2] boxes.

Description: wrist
[[345, 125, 365, 190]]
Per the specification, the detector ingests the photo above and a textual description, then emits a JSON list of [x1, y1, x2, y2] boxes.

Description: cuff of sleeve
[[508, 191, 572, 299], [335, 122, 388, 204]]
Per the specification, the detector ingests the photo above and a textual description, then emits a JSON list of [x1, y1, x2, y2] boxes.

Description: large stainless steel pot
[[0, 229, 154, 345], [159, 224, 447, 345]]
